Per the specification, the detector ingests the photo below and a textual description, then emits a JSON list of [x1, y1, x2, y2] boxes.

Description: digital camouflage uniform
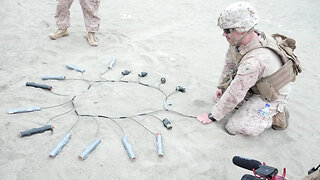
[[211, 35, 291, 136], [55, 0, 100, 32]]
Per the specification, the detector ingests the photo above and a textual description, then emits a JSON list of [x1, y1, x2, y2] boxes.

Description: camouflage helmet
[[217, 2, 259, 33]]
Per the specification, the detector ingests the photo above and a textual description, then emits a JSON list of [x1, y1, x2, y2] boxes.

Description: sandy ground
[[0, 0, 319, 179]]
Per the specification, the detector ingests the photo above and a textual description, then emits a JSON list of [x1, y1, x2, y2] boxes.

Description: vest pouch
[[252, 61, 295, 102], [255, 79, 278, 102], [267, 61, 296, 89]]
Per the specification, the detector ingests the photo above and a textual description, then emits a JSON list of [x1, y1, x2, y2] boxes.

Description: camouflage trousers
[[55, 0, 100, 32], [225, 96, 279, 136]]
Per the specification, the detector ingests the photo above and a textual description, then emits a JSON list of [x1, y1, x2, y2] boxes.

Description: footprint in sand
[[0, 84, 9, 93], [105, 31, 130, 44], [193, 99, 211, 107]]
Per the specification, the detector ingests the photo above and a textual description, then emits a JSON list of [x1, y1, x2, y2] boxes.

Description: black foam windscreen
[[233, 156, 262, 171]]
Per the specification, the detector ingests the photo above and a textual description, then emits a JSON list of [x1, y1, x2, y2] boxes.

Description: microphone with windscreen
[[233, 156, 262, 171], [232, 156, 287, 180]]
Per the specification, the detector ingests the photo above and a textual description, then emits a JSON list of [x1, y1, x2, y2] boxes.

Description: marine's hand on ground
[[197, 113, 213, 124]]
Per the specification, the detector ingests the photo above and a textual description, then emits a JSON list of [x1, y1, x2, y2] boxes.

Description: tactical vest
[[218, 31, 302, 102]]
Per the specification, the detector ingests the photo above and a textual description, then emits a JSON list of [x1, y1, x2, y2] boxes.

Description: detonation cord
[[14, 61, 197, 139], [42, 96, 76, 110], [65, 97, 81, 134], [99, 69, 109, 80], [148, 114, 164, 123], [50, 91, 69, 97], [128, 117, 156, 136], [46, 108, 74, 125]]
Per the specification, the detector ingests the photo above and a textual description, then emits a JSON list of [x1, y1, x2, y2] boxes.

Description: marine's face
[[223, 29, 243, 45]]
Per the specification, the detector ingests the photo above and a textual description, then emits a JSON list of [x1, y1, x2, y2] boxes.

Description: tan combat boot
[[49, 29, 68, 40], [272, 106, 289, 131], [87, 32, 98, 47]]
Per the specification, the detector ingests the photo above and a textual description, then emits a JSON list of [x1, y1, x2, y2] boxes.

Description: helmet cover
[[218, 2, 259, 32]]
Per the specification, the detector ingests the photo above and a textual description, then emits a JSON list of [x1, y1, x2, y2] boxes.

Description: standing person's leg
[[225, 96, 276, 136], [79, 0, 101, 46], [49, 0, 74, 40]]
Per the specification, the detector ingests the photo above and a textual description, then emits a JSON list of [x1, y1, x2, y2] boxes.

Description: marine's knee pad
[[225, 123, 237, 135]]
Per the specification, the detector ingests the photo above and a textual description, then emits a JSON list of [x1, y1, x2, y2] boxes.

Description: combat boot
[[49, 29, 68, 40], [272, 106, 289, 131], [87, 32, 98, 47]]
